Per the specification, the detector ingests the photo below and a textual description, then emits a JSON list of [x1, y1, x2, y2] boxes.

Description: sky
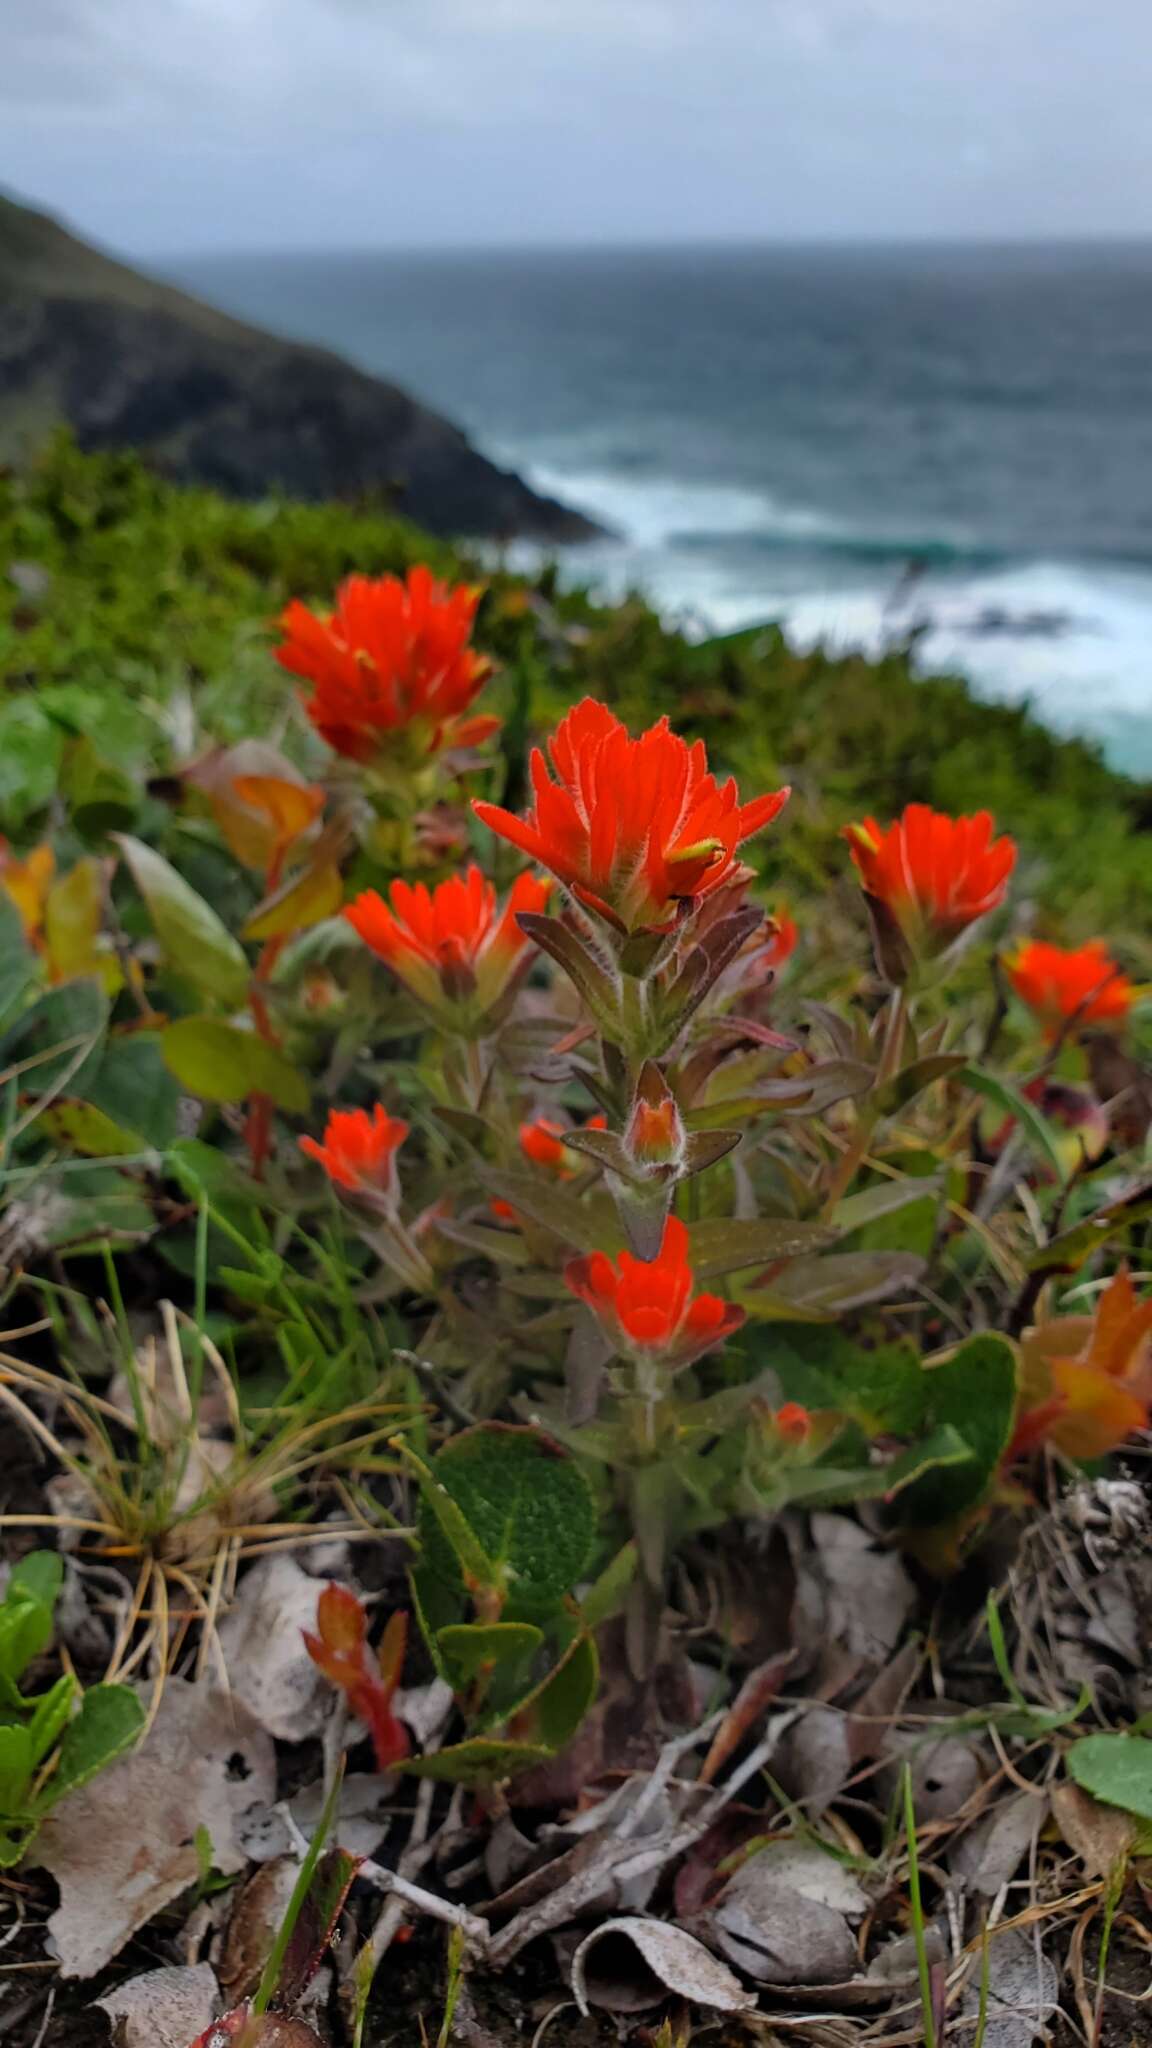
[[2, 0, 1150, 256]]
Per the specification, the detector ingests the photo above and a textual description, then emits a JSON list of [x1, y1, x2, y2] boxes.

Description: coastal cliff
[[0, 194, 597, 541]]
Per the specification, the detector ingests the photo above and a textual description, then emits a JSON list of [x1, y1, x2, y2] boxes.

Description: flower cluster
[[345, 864, 550, 1035], [1006, 937, 1133, 1036], [565, 1214, 744, 1372], [845, 803, 1016, 972], [276, 566, 496, 764], [475, 696, 789, 936]]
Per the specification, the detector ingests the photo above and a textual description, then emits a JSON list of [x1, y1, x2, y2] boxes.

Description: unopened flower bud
[[624, 1062, 686, 1170]]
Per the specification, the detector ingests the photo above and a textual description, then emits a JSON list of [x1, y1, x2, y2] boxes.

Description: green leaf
[[0, 976, 108, 1102], [1067, 1734, 1152, 1822], [39, 1100, 148, 1157], [0, 1591, 55, 1699], [0, 1724, 33, 1815], [509, 1631, 599, 1753], [436, 1622, 544, 1686], [686, 1215, 841, 1279], [748, 1329, 928, 1434], [479, 1169, 621, 1254], [244, 862, 344, 941], [8, 1552, 64, 1615], [397, 1737, 554, 1786], [896, 1334, 1018, 1527], [742, 1251, 925, 1319], [38, 1683, 145, 1810], [579, 1541, 639, 1630], [417, 1425, 598, 1613], [162, 1017, 310, 1113], [0, 1821, 35, 1869], [59, 735, 139, 837], [956, 1065, 1068, 1184], [26, 1673, 76, 1768], [116, 833, 250, 1007], [1027, 1183, 1152, 1278], [83, 1033, 183, 1148]]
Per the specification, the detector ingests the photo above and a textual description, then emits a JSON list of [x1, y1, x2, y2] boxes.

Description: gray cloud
[[0, 0, 1148, 251]]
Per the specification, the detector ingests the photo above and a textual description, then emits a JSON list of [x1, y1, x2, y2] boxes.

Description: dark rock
[[0, 192, 599, 541]]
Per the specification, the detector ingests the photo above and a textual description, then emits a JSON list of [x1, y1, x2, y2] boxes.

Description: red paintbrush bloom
[[473, 697, 789, 935], [275, 566, 497, 763], [520, 1112, 608, 1173], [565, 1213, 744, 1368], [1005, 938, 1135, 1037], [299, 1104, 408, 1198], [303, 1584, 409, 1772], [344, 864, 550, 1032], [844, 804, 1016, 957]]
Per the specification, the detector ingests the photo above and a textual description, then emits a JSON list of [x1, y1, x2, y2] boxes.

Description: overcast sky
[[2, 0, 1150, 256]]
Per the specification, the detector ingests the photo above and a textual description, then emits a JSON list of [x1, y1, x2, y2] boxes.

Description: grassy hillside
[[1, 435, 1149, 947]]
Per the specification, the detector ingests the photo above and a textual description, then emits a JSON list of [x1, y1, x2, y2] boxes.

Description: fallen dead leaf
[[1052, 1779, 1140, 1877], [959, 1927, 1059, 2048], [216, 1555, 341, 1742], [570, 1916, 755, 2016], [951, 1791, 1047, 1896], [36, 1678, 276, 1978], [95, 1963, 220, 2047], [705, 1841, 865, 1985]]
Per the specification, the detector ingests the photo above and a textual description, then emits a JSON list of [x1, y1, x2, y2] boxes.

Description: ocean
[[171, 243, 1152, 774]]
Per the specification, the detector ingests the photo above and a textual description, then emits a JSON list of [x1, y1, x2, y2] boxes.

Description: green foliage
[[0, 1552, 144, 1867], [1067, 1734, 1152, 1824]]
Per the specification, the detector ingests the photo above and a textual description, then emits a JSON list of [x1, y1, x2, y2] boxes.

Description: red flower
[[303, 1584, 409, 1772], [565, 1213, 744, 1368], [1005, 938, 1134, 1036], [275, 566, 497, 763], [345, 864, 550, 1032], [299, 1103, 408, 1198], [473, 698, 789, 935], [844, 804, 1016, 955], [763, 908, 798, 972], [774, 1402, 812, 1444], [520, 1112, 607, 1172]]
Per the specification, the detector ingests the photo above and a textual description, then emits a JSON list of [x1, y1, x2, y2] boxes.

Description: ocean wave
[[513, 455, 1005, 571]]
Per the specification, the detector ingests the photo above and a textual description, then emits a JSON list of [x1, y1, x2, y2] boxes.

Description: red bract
[[473, 697, 789, 935], [1005, 938, 1134, 1036], [565, 1213, 744, 1368], [345, 865, 550, 1032], [302, 1584, 409, 1772], [275, 567, 497, 762], [844, 803, 1016, 955], [299, 1104, 408, 1198], [520, 1112, 607, 1171]]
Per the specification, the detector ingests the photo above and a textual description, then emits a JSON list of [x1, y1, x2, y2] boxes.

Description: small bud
[[624, 1062, 686, 1170], [774, 1402, 812, 1445]]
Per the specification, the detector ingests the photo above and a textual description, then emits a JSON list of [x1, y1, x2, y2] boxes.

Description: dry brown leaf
[[1051, 1779, 1140, 1877], [951, 1791, 1047, 1896], [959, 1927, 1058, 2048], [705, 1844, 865, 1985], [36, 1679, 276, 1978], [95, 1963, 220, 2047], [570, 1916, 755, 2016], [216, 1555, 340, 1742]]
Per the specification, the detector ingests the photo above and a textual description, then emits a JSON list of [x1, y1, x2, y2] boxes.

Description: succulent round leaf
[[418, 1424, 596, 1611]]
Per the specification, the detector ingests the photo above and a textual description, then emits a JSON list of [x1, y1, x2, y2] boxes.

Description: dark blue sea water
[[172, 243, 1152, 771]]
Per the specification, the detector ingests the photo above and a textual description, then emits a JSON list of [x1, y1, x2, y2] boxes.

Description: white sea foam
[[501, 458, 1152, 776]]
